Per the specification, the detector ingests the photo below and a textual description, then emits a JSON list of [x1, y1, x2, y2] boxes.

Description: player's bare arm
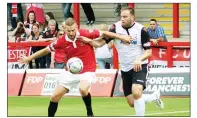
[[134, 49, 152, 72], [78, 36, 106, 48], [101, 31, 132, 43], [18, 47, 50, 64]]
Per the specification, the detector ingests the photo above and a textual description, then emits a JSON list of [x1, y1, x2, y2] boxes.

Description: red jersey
[[47, 29, 102, 73], [54, 48, 66, 63]]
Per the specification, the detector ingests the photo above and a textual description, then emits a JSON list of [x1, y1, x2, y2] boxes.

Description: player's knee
[[127, 100, 134, 107], [79, 87, 88, 96], [129, 103, 134, 107], [51, 94, 61, 102], [132, 90, 142, 100]]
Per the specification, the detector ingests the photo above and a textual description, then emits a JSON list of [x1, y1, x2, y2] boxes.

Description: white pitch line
[[125, 110, 190, 116]]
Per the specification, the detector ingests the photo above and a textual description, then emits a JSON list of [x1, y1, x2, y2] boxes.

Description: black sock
[[48, 101, 58, 117], [82, 93, 93, 115]]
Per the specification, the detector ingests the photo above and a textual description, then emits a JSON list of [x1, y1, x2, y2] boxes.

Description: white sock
[[142, 93, 157, 103], [134, 97, 145, 116]]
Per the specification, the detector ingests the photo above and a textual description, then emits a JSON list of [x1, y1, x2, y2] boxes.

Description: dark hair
[[32, 23, 40, 29], [16, 18, 23, 28], [150, 19, 157, 22], [121, 6, 135, 15], [16, 18, 25, 34], [46, 12, 55, 20], [26, 11, 36, 24], [43, 12, 55, 30]]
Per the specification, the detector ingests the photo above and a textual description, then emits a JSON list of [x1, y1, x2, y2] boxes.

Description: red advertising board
[[21, 69, 118, 97], [21, 69, 61, 96], [8, 69, 26, 96], [8, 46, 31, 69], [90, 69, 118, 97]]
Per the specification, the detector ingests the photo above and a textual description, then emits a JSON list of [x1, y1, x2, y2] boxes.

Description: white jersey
[[108, 21, 151, 72]]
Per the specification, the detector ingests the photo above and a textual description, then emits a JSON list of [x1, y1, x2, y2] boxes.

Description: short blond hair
[[64, 18, 76, 26], [48, 19, 56, 25]]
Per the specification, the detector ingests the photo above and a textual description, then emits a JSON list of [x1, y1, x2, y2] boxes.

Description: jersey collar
[[65, 31, 80, 48]]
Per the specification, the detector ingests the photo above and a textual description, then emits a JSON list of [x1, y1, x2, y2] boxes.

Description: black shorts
[[121, 64, 148, 97]]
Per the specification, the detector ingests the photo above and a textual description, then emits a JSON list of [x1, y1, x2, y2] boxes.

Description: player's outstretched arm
[[79, 36, 106, 48], [101, 31, 132, 43], [18, 47, 50, 64]]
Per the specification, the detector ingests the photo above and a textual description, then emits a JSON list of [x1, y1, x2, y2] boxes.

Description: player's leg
[[126, 87, 164, 110], [136, 64, 164, 109], [123, 65, 164, 114], [131, 64, 163, 116], [142, 90, 164, 109], [79, 72, 96, 116], [79, 80, 93, 116], [48, 84, 69, 117], [132, 83, 145, 116], [121, 70, 134, 107], [48, 71, 71, 117]]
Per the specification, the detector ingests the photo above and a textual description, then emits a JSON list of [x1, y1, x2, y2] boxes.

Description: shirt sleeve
[[157, 27, 165, 38], [47, 36, 65, 52], [141, 27, 151, 50], [80, 29, 102, 39], [103, 24, 116, 44]]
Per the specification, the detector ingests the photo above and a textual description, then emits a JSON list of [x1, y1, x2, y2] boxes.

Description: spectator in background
[[25, 3, 45, 25], [8, 3, 24, 31], [40, 19, 59, 68], [42, 12, 59, 31], [62, 3, 73, 20], [26, 23, 43, 69], [24, 10, 39, 36], [62, 3, 95, 25], [95, 23, 113, 69], [147, 19, 167, 46], [50, 30, 67, 69], [81, 3, 95, 25], [11, 19, 29, 42]]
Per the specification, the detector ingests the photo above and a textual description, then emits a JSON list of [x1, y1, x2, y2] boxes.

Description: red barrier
[[8, 41, 190, 68], [150, 42, 190, 68], [173, 3, 179, 38], [112, 45, 119, 69], [73, 3, 80, 28]]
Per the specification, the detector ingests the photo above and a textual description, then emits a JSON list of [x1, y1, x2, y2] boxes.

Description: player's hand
[[134, 59, 142, 72], [18, 56, 31, 64], [77, 36, 92, 43], [121, 35, 132, 43]]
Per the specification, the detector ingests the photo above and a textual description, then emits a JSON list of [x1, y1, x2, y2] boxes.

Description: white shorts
[[57, 71, 97, 91]]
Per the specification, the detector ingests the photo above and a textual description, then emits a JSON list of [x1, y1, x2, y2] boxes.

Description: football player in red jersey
[[19, 18, 132, 117]]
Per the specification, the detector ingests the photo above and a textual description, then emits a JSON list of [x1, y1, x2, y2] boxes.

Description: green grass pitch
[[8, 96, 190, 116]]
